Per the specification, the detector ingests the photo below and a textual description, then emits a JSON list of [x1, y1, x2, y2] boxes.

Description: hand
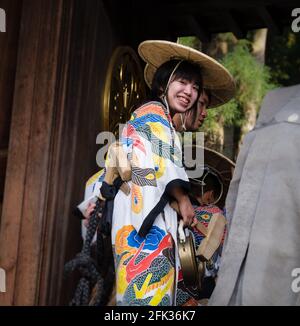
[[83, 202, 96, 227], [177, 195, 195, 227], [191, 217, 199, 227]]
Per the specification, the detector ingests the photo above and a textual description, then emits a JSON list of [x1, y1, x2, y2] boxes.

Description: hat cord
[[161, 95, 170, 116], [190, 167, 224, 206], [162, 60, 184, 108], [161, 60, 184, 148], [180, 113, 187, 131]]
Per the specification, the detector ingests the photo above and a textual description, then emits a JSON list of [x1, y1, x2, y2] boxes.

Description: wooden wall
[[0, 0, 121, 305], [0, 0, 22, 219]]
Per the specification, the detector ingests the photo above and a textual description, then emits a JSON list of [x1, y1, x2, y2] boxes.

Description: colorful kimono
[[176, 204, 227, 306], [80, 101, 190, 306]]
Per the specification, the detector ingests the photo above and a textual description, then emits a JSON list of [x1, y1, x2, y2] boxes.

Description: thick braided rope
[[64, 198, 104, 305], [91, 227, 115, 305]]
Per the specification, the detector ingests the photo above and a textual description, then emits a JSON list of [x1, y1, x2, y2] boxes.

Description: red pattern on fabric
[[126, 234, 173, 282]]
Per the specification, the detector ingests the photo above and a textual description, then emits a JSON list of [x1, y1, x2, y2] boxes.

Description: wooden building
[[0, 0, 298, 305]]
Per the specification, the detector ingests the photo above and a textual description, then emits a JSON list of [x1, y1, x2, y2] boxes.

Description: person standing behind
[[175, 167, 227, 306], [209, 84, 300, 306]]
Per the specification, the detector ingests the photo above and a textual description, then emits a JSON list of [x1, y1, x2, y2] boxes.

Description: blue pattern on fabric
[[127, 225, 166, 251]]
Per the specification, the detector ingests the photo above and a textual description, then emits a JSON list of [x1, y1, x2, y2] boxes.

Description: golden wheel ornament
[[102, 46, 146, 136]]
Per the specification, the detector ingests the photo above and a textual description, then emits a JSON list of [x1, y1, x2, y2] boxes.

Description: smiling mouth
[[177, 96, 190, 106]]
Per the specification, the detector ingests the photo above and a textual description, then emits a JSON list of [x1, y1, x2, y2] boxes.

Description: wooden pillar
[[0, 0, 74, 305], [0, 0, 120, 305], [0, 0, 22, 216]]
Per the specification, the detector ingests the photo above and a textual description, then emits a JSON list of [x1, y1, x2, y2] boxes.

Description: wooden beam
[[186, 16, 211, 43], [222, 11, 246, 39], [133, 0, 275, 16], [121, 0, 299, 40]]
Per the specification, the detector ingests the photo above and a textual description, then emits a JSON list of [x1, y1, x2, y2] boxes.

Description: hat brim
[[189, 146, 235, 208], [138, 40, 236, 108], [145, 64, 235, 108]]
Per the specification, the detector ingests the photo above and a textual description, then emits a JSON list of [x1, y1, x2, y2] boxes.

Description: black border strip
[[138, 179, 190, 237]]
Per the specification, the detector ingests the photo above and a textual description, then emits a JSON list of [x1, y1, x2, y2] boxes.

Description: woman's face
[[166, 77, 199, 115], [191, 91, 209, 129]]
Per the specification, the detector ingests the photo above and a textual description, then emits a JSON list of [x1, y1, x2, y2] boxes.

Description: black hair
[[190, 169, 222, 201], [203, 89, 212, 107], [150, 59, 203, 99]]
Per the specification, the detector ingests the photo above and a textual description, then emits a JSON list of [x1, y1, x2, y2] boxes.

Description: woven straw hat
[[138, 40, 236, 108], [189, 146, 235, 208]]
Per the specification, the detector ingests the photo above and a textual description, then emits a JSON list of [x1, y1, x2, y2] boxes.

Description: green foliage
[[178, 36, 201, 49], [223, 40, 276, 108], [178, 35, 278, 136], [201, 39, 277, 133], [266, 28, 300, 86]]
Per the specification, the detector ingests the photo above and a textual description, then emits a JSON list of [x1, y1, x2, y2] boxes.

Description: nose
[[183, 83, 193, 96], [197, 106, 207, 124], [201, 107, 207, 118]]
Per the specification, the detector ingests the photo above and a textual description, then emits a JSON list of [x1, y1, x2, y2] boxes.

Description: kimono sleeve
[[78, 169, 105, 239]]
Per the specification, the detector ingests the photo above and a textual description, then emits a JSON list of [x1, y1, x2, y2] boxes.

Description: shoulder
[[133, 101, 167, 118]]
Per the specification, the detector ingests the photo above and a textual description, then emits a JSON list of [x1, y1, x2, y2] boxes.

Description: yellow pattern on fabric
[[115, 226, 137, 295], [115, 225, 135, 255], [86, 169, 105, 187], [147, 122, 168, 143], [145, 172, 155, 180], [149, 272, 174, 306], [117, 265, 129, 295], [153, 154, 166, 179], [133, 273, 153, 299], [146, 269, 174, 293], [132, 184, 143, 214]]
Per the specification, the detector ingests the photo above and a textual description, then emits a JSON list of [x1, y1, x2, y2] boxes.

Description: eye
[[178, 79, 187, 85], [193, 84, 200, 91]]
